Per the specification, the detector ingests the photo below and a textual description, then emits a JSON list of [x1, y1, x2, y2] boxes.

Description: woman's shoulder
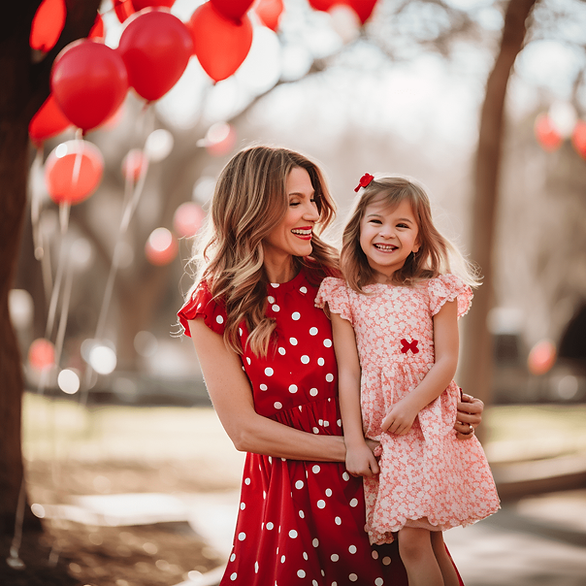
[[177, 280, 227, 337]]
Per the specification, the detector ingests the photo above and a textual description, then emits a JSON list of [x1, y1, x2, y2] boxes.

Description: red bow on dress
[[400, 339, 419, 354], [354, 173, 374, 192]]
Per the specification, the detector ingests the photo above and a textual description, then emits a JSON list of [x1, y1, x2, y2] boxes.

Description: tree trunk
[[459, 0, 538, 412], [0, 0, 100, 536]]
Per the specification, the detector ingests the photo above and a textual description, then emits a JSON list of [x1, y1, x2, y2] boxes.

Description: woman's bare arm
[[188, 318, 346, 462]]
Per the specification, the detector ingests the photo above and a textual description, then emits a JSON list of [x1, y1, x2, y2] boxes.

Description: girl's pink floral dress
[[316, 274, 500, 545]]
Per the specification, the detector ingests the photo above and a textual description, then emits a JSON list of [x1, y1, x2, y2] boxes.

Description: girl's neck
[[264, 256, 297, 284]]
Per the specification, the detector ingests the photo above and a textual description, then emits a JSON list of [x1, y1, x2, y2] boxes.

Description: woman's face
[[263, 167, 319, 267]]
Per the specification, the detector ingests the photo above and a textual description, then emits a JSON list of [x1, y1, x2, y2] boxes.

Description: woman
[[178, 145, 483, 585]]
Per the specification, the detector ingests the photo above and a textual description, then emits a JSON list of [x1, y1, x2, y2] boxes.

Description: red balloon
[[188, 3, 253, 83], [118, 9, 193, 102], [45, 140, 104, 205], [51, 40, 129, 132], [145, 227, 178, 265], [133, 0, 175, 10], [122, 148, 148, 182], [345, 0, 378, 24], [255, 0, 284, 31], [89, 14, 105, 39], [114, 0, 135, 22], [210, 0, 255, 23], [28, 338, 56, 371], [571, 120, 586, 160], [173, 202, 205, 238], [29, 94, 71, 145], [534, 113, 563, 152], [30, 0, 66, 53], [308, 0, 337, 11]]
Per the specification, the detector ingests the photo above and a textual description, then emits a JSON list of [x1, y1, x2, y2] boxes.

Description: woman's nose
[[303, 201, 319, 220]]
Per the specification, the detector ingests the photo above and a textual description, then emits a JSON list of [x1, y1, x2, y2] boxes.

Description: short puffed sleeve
[[315, 277, 354, 325], [177, 281, 227, 337], [427, 274, 473, 318]]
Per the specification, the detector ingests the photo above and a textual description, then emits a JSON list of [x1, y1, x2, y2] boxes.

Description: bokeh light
[[57, 368, 81, 394], [527, 339, 557, 376], [28, 338, 56, 371]]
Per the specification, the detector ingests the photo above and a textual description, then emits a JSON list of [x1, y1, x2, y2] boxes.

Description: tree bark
[[459, 0, 538, 412], [0, 0, 100, 536]]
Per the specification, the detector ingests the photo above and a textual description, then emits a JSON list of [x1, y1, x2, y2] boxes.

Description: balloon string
[[5, 481, 26, 570], [54, 256, 75, 367], [71, 144, 84, 189]]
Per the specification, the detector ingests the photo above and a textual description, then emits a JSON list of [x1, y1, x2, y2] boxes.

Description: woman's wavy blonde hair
[[186, 145, 339, 356], [341, 175, 480, 293]]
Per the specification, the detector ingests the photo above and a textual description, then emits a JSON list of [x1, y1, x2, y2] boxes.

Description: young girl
[[316, 174, 500, 586]]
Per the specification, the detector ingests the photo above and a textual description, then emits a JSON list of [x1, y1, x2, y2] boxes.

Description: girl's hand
[[345, 444, 380, 478], [455, 393, 484, 440], [381, 398, 418, 435]]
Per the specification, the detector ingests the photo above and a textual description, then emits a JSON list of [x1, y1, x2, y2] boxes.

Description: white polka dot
[[318, 419, 323, 426], [266, 522, 274, 530], [272, 304, 280, 312], [375, 579, 384, 586], [312, 581, 318, 586], [371, 550, 379, 560], [349, 545, 357, 554], [317, 357, 325, 366], [255, 561, 259, 573], [310, 388, 318, 396], [299, 510, 305, 518], [292, 311, 301, 320], [382, 556, 392, 565], [335, 516, 342, 525], [289, 337, 298, 346], [238, 532, 246, 541], [303, 552, 309, 561], [240, 502, 246, 510], [326, 373, 334, 382], [267, 296, 275, 303], [309, 327, 318, 335], [323, 338, 332, 347], [230, 572, 237, 581], [246, 357, 251, 364], [312, 465, 320, 474], [317, 499, 326, 509], [278, 347, 286, 355], [274, 402, 283, 409], [265, 367, 274, 376], [323, 420, 330, 427], [331, 553, 339, 562], [238, 327, 242, 335], [281, 555, 286, 563], [289, 530, 298, 538], [260, 384, 268, 391], [270, 283, 280, 288], [245, 477, 251, 485], [216, 315, 224, 324], [268, 456, 273, 464], [342, 472, 350, 481], [313, 427, 319, 434], [350, 498, 358, 507], [300, 286, 307, 294], [230, 553, 236, 562], [349, 574, 358, 582], [325, 488, 332, 497], [301, 355, 310, 364], [288, 384, 298, 393], [337, 419, 342, 427], [297, 570, 306, 578], [295, 480, 304, 489], [312, 538, 319, 548]]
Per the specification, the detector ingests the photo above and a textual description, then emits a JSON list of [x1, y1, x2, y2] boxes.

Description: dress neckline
[[268, 268, 307, 293]]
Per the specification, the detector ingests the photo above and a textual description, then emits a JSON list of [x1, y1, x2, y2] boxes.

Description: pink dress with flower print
[[315, 274, 500, 545]]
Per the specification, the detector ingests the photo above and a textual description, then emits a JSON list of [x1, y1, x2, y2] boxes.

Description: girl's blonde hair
[[186, 145, 339, 356], [340, 175, 480, 292]]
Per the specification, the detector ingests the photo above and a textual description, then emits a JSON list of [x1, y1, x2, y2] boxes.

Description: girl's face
[[359, 197, 420, 281], [263, 167, 319, 272]]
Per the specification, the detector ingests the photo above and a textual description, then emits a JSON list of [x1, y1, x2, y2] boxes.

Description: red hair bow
[[354, 173, 374, 192]]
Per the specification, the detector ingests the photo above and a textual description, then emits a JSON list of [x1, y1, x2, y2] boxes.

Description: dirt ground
[[0, 459, 236, 586]]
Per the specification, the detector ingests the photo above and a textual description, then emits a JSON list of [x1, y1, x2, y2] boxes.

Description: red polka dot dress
[[178, 268, 454, 585]]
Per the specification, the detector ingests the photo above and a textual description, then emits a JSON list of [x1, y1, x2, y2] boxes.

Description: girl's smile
[[360, 198, 420, 281]]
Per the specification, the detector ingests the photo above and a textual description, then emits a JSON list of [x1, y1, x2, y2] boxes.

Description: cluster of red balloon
[[308, 0, 379, 24], [534, 106, 586, 161]]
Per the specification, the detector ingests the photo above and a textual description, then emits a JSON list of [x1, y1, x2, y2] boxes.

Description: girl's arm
[[188, 318, 346, 462], [382, 299, 459, 435], [330, 311, 380, 477]]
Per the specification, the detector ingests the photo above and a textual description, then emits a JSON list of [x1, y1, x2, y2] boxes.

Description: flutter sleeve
[[427, 274, 473, 319], [177, 281, 227, 337], [315, 277, 354, 325]]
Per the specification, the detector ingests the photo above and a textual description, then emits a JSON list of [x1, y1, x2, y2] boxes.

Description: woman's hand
[[455, 393, 484, 440]]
